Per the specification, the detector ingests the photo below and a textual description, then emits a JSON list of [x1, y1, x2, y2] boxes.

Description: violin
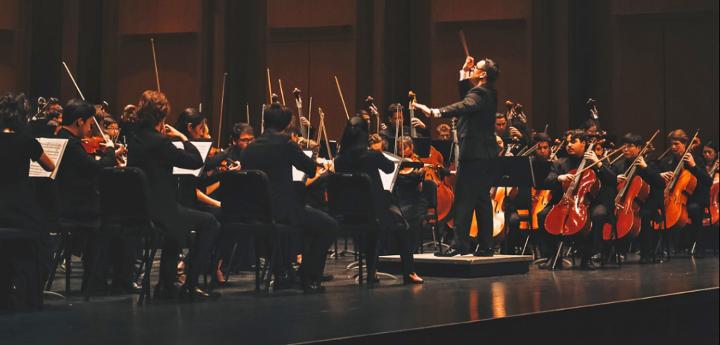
[[602, 131, 658, 240], [544, 141, 600, 236]]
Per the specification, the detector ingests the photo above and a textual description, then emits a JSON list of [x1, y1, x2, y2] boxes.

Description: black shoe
[[580, 260, 598, 271], [434, 248, 466, 257], [182, 285, 221, 300], [473, 247, 494, 257], [303, 281, 326, 294]]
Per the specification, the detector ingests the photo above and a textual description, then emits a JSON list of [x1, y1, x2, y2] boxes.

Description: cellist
[[541, 129, 613, 270], [610, 133, 665, 263], [657, 130, 711, 257]]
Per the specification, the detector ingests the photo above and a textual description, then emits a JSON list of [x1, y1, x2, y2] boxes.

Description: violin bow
[[150, 38, 161, 92], [334, 75, 350, 120], [278, 79, 286, 105], [62, 61, 86, 101], [266, 68, 273, 103], [217, 72, 228, 147]]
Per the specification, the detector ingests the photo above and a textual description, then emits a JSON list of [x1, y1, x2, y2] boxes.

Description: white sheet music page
[[292, 150, 314, 182], [29, 138, 68, 179], [380, 152, 401, 191], [172, 140, 213, 176]]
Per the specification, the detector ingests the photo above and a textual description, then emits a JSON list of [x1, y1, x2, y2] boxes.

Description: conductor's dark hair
[[0, 92, 30, 131], [479, 58, 499, 83], [263, 103, 293, 132], [63, 98, 96, 125]]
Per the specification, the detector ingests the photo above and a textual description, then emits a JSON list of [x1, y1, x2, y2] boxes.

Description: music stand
[[493, 157, 552, 255]]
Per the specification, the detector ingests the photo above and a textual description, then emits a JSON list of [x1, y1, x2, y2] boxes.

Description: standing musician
[[239, 103, 337, 293], [657, 130, 711, 257], [334, 117, 423, 284], [495, 112, 527, 154], [413, 56, 500, 257], [380, 103, 429, 152], [0, 92, 55, 309], [541, 129, 613, 269], [55, 99, 134, 292], [611, 133, 665, 263], [127, 90, 221, 299]]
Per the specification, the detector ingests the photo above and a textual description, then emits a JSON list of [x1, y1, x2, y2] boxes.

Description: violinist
[[533, 132, 552, 161], [102, 117, 127, 166], [334, 118, 423, 284], [239, 103, 337, 293], [657, 130, 711, 257], [0, 92, 55, 309], [612, 133, 665, 263], [127, 91, 221, 299], [55, 99, 133, 293], [541, 130, 613, 270], [395, 136, 429, 252], [413, 56, 500, 257], [703, 142, 718, 176], [369, 133, 386, 152]]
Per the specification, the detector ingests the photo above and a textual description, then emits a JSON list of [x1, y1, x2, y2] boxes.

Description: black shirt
[[0, 131, 43, 185], [334, 148, 395, 225]]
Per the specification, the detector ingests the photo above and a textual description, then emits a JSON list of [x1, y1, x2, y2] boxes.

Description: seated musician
[[540, 129, 615, 270], [657, 130, 712, 257], [380, 103, 429, 151], [335, 117, 423, 284], [55, 99, 134, 293], [0, 92, 55, 309], [612, 133, 665, 263], [495, 112, 527, 154], [369, 133, 386, 152], [239, 102, 337, 293], [127, 90, 221, 299]]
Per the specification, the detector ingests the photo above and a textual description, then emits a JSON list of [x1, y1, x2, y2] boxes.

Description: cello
[[652, 131, 700, 230], [602, 131, 659, 240], [544, 141, 600, 236], [705, 159, 719, 226]]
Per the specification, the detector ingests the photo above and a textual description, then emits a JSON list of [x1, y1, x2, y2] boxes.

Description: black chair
[[44, 216, 100, 296], [418, 180, 444, 254], [91, 167, 159, 304], [218, 170, 298, 292], [326, 173, 376, 286], [0, 227, 42, 309]]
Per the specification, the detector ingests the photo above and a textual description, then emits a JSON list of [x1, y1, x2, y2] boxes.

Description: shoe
[[403, 273, 424, 285], [319, 274, 334, 282], [434, 248, 466, 257], [182, 285, 221, 300], [473, 247, 494, 257], [538, 259, 563, 270], [580, 260, 598, 271], [303, 281, 326, 294]]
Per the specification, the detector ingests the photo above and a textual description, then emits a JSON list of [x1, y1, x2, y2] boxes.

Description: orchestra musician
[[127, 90, 221, 299], [540, 129, 612, 269], [239, 102, 337, 293], [55, 99, 134, 292], [394, 136, 430, 255], [334, 117, 423, 284], [0, 92, 55, 309], [612, 133, 665, 263], [380, 103, 428, 152], [657, 130, 712, 257], [413, 56, 501, 257]]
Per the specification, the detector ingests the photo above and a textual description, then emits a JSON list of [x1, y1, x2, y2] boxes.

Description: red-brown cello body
[[603, 176, 649, 240], [544, 153, 600, 237]]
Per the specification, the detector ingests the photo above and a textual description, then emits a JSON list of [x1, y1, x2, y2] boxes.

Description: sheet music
[[292, 150, 314, 182], [29, 138, 68, 179], [380, 152, 402, 191], [172, 140, 213, 176]]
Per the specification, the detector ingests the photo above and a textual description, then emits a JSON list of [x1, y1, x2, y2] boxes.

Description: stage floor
[[1, 253, 718, 345]]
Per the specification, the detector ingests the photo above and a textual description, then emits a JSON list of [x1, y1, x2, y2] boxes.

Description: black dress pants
[[451, 159, 501, 253]]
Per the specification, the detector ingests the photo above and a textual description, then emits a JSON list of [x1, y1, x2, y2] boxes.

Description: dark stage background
[[1, 0, 717, 146]]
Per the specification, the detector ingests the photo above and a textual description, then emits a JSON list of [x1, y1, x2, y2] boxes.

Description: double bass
[[602, 131, 658, 240], [544, 142, 600, 236]]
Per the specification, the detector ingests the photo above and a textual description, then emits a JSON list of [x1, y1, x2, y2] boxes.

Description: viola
[[544, 143, 600, 236]]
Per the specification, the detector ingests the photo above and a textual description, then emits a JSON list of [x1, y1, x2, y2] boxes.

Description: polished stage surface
[[1, 254, 718, 345]]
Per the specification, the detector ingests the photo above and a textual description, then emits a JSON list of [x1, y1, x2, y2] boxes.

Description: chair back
[[327, 173, 374, 223], [98, 167, 153, 226], [219, 170, 274, 223]]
